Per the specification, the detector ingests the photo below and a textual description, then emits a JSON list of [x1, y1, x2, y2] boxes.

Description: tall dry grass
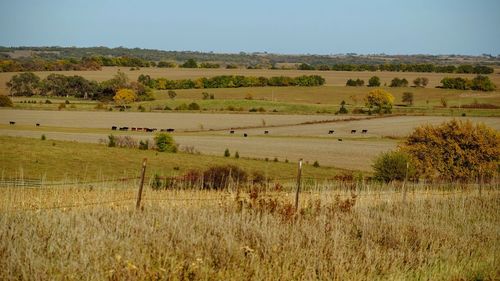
[[0, 182, 498, 280]]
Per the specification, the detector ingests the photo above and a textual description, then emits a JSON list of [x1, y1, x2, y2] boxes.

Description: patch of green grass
[[0, 136, 342, 181]]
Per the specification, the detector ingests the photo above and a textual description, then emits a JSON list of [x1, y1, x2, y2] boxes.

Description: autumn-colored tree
[[113, 88, 137, 108], [400, 120, 499, 182], [365, 89, 394, 113]]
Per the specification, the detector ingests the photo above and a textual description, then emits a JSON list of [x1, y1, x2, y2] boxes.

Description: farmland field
[[1, 110, 498, 171]]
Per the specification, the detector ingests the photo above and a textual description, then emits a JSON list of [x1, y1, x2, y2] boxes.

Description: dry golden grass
[[0, 183, 498, 280]]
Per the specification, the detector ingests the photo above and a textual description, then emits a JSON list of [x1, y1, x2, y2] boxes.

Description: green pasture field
[[0, 136, 343, 181]]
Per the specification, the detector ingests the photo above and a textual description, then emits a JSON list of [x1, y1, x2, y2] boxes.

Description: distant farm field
[[1, 110, 498, 171]]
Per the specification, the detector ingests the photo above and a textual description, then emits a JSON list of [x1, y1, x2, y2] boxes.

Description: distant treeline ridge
[[0, 55, 495, 74]]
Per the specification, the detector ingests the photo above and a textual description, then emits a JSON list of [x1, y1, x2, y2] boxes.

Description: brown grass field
[[0, 184, 498, 280]]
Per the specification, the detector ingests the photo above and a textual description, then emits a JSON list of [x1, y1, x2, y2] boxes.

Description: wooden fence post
[[402, 162, 409, 203], [136, 158, 147, 210], [295, 159, 303, 211]]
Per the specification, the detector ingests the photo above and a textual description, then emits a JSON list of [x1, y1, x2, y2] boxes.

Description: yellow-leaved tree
[[400, 119, 499, 182], [365, 89, 394, 113], [113, 88, 137, 109]]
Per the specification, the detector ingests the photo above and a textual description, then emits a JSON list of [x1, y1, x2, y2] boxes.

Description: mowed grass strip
[[0, 136, 341, 181]]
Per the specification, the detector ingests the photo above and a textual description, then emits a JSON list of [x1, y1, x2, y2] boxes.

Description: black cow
[[264, 130, 269, 134], [328, 130, 334, 134], [243, 133, 248, 137], [9, 121, 15, 125], [338, 138, 343, 141], [166, 128, 175, 132], [119, 127, 128, 131], [36, 123, 40, 127], [351, 130, 356, 134], [111, 126, 117, 130], [362, 129, 368, 134], [230, 130, 235, 134]]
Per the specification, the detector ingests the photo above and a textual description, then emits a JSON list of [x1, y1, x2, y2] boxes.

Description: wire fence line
[[0, 187, 490, 214]]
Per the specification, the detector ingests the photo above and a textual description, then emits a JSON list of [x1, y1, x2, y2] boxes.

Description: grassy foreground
[[0, 136, 341, 181], [0, 187, 498, 280]]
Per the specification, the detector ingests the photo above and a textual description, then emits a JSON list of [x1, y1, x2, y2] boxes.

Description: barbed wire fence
[[0, 159, 498, 213]]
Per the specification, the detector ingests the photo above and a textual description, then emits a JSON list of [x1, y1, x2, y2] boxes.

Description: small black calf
[[243, 133, 248, 137], [338, 138, 343, 141], [351, 130, 356, 134], [230, 130, 235, 134], [166, 128, 175, 132], [9, 121, 15, 125], [328, 130, 334, 134], [361, 129, 368, 134], [111, 126, 117, 130], [119, 127, 129, 131], [264, 130, 269, 134], [36, 123, 40, 127]]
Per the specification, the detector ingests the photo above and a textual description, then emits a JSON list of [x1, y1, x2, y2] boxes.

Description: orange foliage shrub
[[400, 120, 499, 182]]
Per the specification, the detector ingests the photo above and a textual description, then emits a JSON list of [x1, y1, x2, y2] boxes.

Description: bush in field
[[224, 148, 230, 157], [203, 165, 248, 190], [413, 77, 429, 87], [188, 102, 200, 110], [400, 120, 500, 182], [175, 103, 188, 110], [368, 76, 381, 87], [389, 77, 409, 87], [0, 95, 13, 107], [167, 90, 177, 99], [346, 78, 364, 87], [337, 100, 348, 114], [139, 140, 149, 150], [108, 134, 116, 147], [365, 89, 394, 114], [373, 151, 415, 182], [154, 133, 177, 152]]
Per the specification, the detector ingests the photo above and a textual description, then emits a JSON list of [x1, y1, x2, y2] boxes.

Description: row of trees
[[138, 74, 326, 90], [299, 63, 494, 74], [440, 75, 496, 91], [6, 71, 154, 101], [2, 54, 495, 74], [0, 57, 102, 72]]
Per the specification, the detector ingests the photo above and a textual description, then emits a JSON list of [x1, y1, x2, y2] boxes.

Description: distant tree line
[[1, 54, 495, 75], [0, 57, 102, 72], [3, 46, 499, 69], [299, 63, 494, 74], [137, 74, 326, 90], [6, 71, 154, 101]]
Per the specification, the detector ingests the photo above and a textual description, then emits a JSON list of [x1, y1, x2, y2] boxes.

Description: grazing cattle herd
[[6, 121, 369, 139]]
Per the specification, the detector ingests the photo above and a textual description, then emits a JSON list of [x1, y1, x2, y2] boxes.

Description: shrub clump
[[154, 133, 177, 152], [203, 165, 248, 190], [400, 119, 499, 182], [0, 95, 13, 107], [372, 151, 414, 182]]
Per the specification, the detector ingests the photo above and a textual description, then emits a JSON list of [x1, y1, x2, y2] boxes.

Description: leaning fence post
[[136, 158, 147, 210], [295, 159, 303, 211]]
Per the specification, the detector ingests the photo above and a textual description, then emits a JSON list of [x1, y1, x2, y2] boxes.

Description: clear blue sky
[[1, 0, 499, 55]]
